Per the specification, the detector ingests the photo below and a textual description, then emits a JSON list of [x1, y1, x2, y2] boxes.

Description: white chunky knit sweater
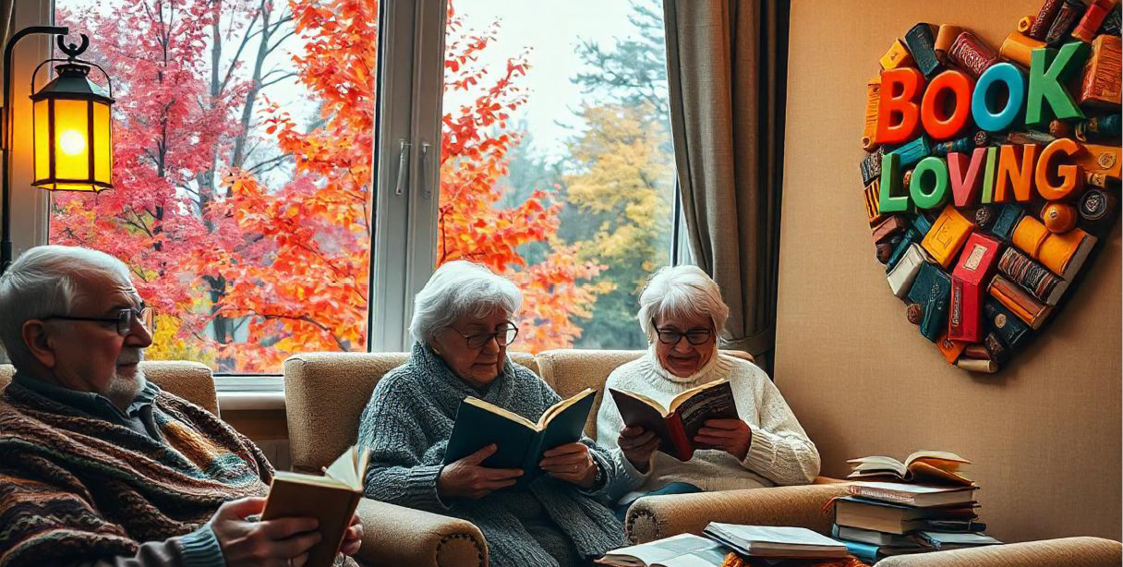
[[596, 347, 821, 505]]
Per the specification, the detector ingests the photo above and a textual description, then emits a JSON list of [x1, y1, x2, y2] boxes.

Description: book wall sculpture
[[860, 4, 1121, 373]]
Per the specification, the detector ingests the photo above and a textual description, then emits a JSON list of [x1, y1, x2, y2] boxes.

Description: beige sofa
[[283, 349, 1122, 567], [0, 361, 219, 415]]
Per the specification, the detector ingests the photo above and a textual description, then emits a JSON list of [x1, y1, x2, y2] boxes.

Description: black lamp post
[[0, 27, 114, 275]]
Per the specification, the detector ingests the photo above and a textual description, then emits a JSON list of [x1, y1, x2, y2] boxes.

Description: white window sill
[[218, 391, 286, 411]]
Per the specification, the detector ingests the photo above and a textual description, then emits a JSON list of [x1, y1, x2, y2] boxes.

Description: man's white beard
[[105, 354, 146, 408]]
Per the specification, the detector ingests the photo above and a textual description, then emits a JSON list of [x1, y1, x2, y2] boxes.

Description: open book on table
[[262, 445, 369, 567], [702, 523, 849, 559], [610, 379, 738, 461], [846, 450, 973, 485], [595, 533, 731, 567], [443, 388, 596, 486]]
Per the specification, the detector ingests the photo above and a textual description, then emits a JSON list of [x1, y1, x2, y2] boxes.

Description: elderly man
[[0, 246, 361, 567]]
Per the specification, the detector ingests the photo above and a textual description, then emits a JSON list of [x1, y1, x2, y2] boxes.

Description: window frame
[[9, 0, 690, 384]]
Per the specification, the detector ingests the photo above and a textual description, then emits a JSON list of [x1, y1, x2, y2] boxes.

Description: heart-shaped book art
[[860, 9, 1121, 373]]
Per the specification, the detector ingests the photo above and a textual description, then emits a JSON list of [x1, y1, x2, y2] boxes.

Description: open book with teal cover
[[443, 388, 596, 487]]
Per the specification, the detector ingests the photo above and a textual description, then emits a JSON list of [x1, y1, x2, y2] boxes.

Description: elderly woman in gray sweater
[[356, 261, 626, 567]]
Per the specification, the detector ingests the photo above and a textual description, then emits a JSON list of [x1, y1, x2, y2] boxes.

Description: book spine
[[848, 486, 916, 506], [987, 275, 1051, 329], [997, 247, 1064, 305], [667, 413, 693, 461]]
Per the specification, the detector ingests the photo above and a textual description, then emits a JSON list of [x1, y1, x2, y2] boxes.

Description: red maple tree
[[51, 0, 604, 371]]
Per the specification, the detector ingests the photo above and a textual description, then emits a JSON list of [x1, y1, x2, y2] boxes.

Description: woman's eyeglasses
[[43, 306, 151, 337], [652, 319, 713, 346], [450, 323, 519, 349]]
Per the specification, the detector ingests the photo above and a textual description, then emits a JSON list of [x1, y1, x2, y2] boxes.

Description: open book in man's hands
[[610, 379, 738, 461], [846, 450, 973, 485], [443, 388, 597, 487], [262, 445, 369, 567]]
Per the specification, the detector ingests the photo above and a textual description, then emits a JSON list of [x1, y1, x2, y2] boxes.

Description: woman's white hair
[[409, 260, 522, 345], [637, 265, 729, 341], [0, 245, 131, 371]]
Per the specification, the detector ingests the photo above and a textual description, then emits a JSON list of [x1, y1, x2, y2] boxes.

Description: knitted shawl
[[0, 379, 271, 567], [357, 343, 628, 567]]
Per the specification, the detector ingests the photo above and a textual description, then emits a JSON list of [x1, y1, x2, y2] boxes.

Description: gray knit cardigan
[[356, 343, 628, 566]]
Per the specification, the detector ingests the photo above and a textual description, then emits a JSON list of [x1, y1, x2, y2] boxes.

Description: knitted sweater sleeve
[[741, 367, 821, 485], [594, 368, 652, 497], [356, 373, 451, 513]]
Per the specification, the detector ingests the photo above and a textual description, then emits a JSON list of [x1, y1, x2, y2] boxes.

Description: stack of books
[[832, 451, 1002, 563]]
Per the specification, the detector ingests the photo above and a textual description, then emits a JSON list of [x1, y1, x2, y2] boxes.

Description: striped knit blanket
[[0, 379, 272, 566]]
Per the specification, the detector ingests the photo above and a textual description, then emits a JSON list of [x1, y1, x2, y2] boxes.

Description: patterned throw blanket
[[0, 379, 274, 566]]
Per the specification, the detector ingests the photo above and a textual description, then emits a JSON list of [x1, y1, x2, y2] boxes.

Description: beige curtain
[[663, 0, 789, 371]]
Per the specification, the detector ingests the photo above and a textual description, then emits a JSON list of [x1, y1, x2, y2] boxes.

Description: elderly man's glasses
[[450, 323, 519, 349], [44, 306, 151, 337], [653, 319, 713, 346]]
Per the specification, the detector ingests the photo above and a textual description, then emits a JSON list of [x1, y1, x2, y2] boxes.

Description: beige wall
[[775, 0, 1121, 544]]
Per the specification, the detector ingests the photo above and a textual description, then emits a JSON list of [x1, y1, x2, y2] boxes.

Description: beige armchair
[[283, 352, 541, 567], [281, 349, 770, 566]]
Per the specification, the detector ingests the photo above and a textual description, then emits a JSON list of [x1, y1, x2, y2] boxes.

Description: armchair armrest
[[877, 536, 1122, 567], [353, 497, 487, 567], [625, 483, 850, 544]]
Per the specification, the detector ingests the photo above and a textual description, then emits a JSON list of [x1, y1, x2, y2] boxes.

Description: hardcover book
[[906, 263, 952, 342], [261, 446, 370, 567], [834, 497, 979, 535], [1038, 227, 1097, 280], [701, 523, 849, 559], [948, 233, 1002, 342], [610, 379, 739, 462], [988, 274, 1052, 330], [847, 481, 978, 508], [983, 300, 1031, 350], [997, 247, 1068, 306], [443, 388, 596, 485], [887, 244, 927, 298], [922, 206, 975, 268]]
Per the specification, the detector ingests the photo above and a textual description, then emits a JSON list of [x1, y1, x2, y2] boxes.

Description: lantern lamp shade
[[31, 62, 113, 192]]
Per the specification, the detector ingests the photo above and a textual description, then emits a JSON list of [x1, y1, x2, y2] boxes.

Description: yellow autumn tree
[[564, 101, 675, 348]]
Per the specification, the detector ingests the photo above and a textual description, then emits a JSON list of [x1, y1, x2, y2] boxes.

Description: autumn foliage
[[50, 0, 605, 372]]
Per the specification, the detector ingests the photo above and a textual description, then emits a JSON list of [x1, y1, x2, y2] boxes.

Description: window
[[26, 0, 680, 374], [432, 0, 678, 351]]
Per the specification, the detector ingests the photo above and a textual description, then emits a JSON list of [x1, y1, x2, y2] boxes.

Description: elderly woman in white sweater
[[595, 265, 821, 518]]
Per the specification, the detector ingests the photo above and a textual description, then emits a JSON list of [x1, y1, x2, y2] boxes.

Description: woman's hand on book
[[339, 513, 362, 556], [209, 496, 322, 567], [437, 444, 524, 500], [695, 419, 753, 461], [539, 442, 598, 488], [617, 426, 659, 473]]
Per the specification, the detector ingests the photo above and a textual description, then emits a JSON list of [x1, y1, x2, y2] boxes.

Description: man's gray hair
[[0, 245, 131, 371], [409, 260, 522, 345], [637, 265, 730, 341]]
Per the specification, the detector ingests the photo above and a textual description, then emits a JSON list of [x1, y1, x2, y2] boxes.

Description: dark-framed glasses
[[652, 319, 713, 346], [44, 305, 151, 337], [451, 323, 519, 349]]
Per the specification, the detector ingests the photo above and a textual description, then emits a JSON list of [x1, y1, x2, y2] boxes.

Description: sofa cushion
[[0, 361, 218, 416]]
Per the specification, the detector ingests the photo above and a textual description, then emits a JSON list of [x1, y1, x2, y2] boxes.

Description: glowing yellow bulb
[[59, 130, 86, 156]]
